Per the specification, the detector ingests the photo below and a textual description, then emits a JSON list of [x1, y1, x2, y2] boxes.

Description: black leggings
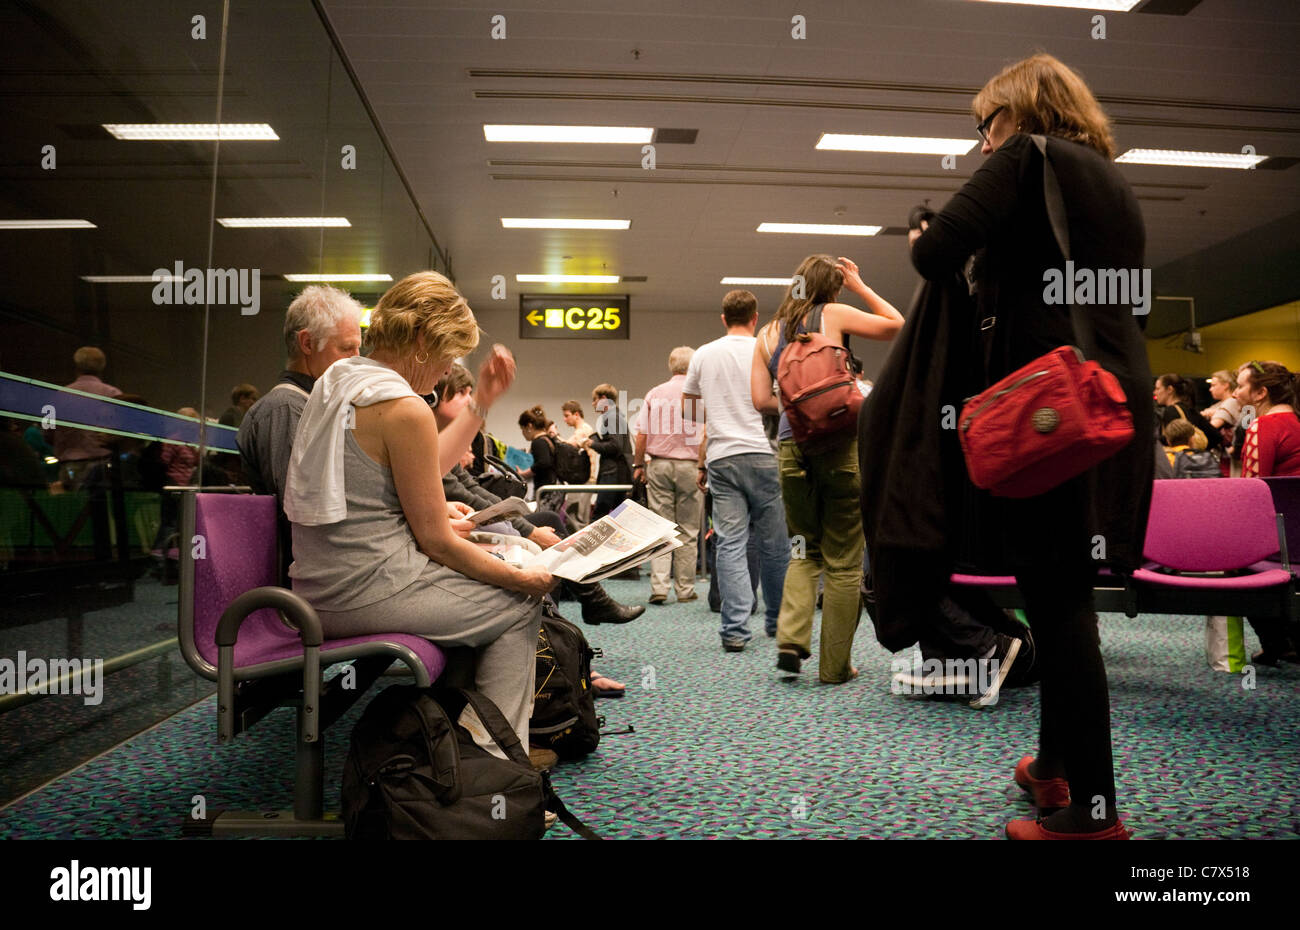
[[1018, 561, 1116, 817]]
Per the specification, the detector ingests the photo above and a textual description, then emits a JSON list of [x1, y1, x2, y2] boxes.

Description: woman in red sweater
[[1234, 360, 1300, 665], [1235, 361, 1300, 478]]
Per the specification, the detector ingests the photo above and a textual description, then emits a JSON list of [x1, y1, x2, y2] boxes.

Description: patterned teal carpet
[[1, 579, 1297, 840]]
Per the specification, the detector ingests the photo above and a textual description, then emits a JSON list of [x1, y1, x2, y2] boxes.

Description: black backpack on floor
[[530, 610, 601, 760], [342, 684, 599, 840]]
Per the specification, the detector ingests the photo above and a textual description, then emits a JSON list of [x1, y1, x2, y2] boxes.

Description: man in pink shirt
[[53, 346, 123, 489], [633, 346, 703, 604]]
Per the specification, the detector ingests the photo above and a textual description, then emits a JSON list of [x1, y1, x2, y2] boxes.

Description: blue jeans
[[708, 453, 790, 643]]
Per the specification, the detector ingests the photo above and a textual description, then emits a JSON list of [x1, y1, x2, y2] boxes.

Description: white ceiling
[[321, 0, 1300, 324]]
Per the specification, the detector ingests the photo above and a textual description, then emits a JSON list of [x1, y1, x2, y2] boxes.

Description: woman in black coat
[[586, 382, 633, 520], [908, 54, 1152, 840]]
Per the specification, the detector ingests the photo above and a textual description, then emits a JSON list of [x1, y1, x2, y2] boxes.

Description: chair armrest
[[215, 587, 325, 745]]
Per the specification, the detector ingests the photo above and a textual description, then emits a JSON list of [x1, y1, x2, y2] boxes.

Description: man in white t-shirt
[[682, 290, 790, 651]]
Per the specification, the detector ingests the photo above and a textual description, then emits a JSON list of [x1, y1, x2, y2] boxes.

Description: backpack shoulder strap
[[541, 771, 604, 840], [1029, 134, 1102, 365], [807, 303, 825, 336], [450, 687, 532, 768]]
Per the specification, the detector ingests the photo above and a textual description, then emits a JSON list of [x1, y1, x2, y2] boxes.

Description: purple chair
[[1130, 478, 1294, 619], [178, 490, 446, 836]]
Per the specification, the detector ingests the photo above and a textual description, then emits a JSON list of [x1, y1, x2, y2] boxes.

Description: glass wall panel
[[0, 0, 446, 806]]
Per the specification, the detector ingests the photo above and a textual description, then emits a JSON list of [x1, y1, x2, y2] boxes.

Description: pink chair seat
[[950, 573, 1018, 586], [1131, 567, 1292, 590]]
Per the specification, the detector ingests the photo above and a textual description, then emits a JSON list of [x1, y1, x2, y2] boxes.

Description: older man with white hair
[[237, 285, 363, 506], [633, 345, 704, 604]]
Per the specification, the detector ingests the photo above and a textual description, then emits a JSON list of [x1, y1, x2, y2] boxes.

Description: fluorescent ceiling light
[[757, 222, 882, 236], [720, 277, 796, 286], [0, 219, 96, 229], [1115, 148, 1268, 169], [516, 274, 621, 284], [218, 217, 350, 228], [966, 0, 1140, 11], [81, 275, 181, 283], [103, 123, 279, 141], [283, 273, 393, 283], [817, 133, 978, 156], [501, 218, 631, 230], [484, 125, 653, 144]]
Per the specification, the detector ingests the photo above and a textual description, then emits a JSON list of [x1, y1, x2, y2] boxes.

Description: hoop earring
[[414, 351, 429, 364]]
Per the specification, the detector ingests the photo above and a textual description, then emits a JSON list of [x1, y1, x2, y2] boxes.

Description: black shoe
[[578, 583, 646, 625], [776, 649, 801, 673], [1251, 648, 1299, 667]]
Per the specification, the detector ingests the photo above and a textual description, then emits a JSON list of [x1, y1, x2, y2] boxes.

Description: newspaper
[[467, 496, 533, 526], [526, 499, 682, 583]]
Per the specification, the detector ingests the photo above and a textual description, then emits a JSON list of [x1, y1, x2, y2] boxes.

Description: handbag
[[958, 135, 1135, 499]]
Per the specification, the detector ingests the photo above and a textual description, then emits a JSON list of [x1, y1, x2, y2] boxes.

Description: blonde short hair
[[366, 272, 479, 362], [972, 53, 1115, 159], [668, 346, 694, 375]]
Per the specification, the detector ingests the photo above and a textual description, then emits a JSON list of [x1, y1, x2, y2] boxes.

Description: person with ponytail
[[1155, 373, 1220, 450], [518, 405, 565, 514]]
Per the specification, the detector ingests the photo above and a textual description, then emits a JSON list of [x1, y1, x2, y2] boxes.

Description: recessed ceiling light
[[218, 217, 350, 228], [484, 125, 653, 144], [1116, 148, 1268, 169], [516, 274, 621, 284], [757, 222, 882, 236], [501, 218, 631, 230], [283, 273, 393, 283], [81, 275, 181, 283], [0, 219, 96, 229], [817, 134, 978, 156], [720, 277, 796, 286], [103, 123, 279, 141], [966, 0, 1141, 11]]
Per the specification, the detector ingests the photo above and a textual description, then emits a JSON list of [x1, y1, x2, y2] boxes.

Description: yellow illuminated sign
[[519, 296, 629, 339]]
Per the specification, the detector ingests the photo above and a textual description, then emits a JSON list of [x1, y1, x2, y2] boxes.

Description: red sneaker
[[1005, 818, 1131, 840], [1013, 755, 1070, 809]]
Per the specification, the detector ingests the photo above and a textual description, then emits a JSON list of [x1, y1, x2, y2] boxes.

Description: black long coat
[[860, 133, 1153, 650]]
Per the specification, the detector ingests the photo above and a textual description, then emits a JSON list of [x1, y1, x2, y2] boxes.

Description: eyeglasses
[[976, 106, 1005, 145]]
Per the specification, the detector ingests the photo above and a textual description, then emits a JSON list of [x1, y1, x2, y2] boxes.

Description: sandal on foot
[[590, 673, 626, 698]]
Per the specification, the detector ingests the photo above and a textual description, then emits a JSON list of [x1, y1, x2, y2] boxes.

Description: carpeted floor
[[1, 579, 1296, 840]]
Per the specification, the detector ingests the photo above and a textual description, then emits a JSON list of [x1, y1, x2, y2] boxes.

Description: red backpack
[[776, 306, 863, 451]]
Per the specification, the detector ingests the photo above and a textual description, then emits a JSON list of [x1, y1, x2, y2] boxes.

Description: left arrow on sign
[[526, 310, 544, 325]]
